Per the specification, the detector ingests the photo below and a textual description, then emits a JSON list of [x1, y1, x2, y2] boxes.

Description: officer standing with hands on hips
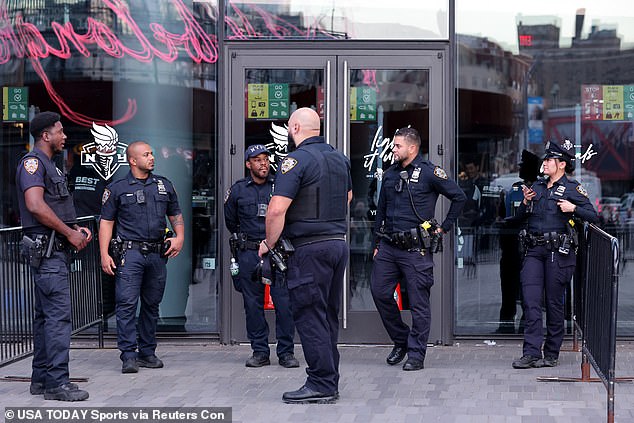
[[258, 107, 352, 404], [99, 141, 184, 374], [371, 127, 466, 371], [16, 111, 91, 401], [512, 140, 598, 369], [224, 144, 298, 368]]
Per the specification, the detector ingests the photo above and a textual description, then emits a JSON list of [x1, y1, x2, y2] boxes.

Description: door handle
[[342, 59, 349, 328], [325, 60, 331, 144]]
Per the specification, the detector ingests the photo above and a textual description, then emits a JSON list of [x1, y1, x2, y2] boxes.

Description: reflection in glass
[[455, 2, 634, 336], [348, 68, 429, 311], [226, 0, 448, 40], [0, 1, 221, 333], [243, 69, 324, 172]]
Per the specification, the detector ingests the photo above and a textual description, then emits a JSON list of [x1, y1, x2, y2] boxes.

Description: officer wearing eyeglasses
[[512, 140, 598, 369], [371, 127, 465, 372], [99, 141, 184, 374]]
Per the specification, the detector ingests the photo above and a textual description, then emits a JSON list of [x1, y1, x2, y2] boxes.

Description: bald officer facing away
[[258, 107, 352, 404]]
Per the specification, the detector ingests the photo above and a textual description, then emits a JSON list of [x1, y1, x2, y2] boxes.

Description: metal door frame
[[220, 47, 453, 346]]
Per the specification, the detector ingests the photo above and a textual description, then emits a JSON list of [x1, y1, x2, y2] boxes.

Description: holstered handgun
[[261, 238, 295, 286], [419, 219, 443, 253], [161, 229, 174, 258], [518, 229, 528, 256], [109, 236, 124, 264], [21, 234, 46, 269]]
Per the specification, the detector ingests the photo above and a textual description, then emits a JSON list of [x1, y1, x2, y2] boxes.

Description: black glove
[[260, 254, 275, 286]]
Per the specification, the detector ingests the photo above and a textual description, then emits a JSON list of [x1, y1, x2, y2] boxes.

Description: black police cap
[[30, 111, 61, 138], [543, 140, 575, 162]]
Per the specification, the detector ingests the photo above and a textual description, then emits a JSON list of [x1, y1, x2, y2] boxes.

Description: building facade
[[1, 1, 633, 344]]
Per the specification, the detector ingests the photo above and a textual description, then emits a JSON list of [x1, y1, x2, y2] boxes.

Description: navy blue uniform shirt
[[224, 174, 274, 240], [516, 174, 598, 233], [374, 154, 466, 237], [273, 136, 352, 237], [101, 171, 181, 241], [16, 147, 77, 234]]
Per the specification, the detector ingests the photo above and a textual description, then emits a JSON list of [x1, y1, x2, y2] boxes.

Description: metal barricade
[[538, 223, 631, 423], [0, 217, 103, 367]]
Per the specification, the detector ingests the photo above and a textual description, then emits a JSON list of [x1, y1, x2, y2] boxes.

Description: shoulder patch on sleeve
[[224, 188, 231, 204], [281, 157, 298, 174], [24, 158, 39, 175], [101, 188, 111, 205], [433, 166, 448, 180], [576, 184, 588, 197]]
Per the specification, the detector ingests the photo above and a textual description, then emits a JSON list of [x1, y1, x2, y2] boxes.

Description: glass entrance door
[[226, 49, 447, 345]]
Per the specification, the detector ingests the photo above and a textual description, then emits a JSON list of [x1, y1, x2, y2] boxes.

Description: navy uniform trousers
[[286, 239, 348, 395], [31, 251, 72, 389], [371, 241, 434, 362], [233, 249, 294, 357], [115, 249, 167, 361], [520, 245, 575, 358]]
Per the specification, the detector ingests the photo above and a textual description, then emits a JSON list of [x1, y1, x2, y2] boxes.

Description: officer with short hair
[[99, 141, 184, 374], [512, 140, 598, 369], [372, 127, 466, 371], [258, 107, 352, 404], [16, 111, 91, 401], [224, 144, 298, 369]]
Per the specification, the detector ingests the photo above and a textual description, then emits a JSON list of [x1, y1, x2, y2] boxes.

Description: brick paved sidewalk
[[2, 341, 634, 422]]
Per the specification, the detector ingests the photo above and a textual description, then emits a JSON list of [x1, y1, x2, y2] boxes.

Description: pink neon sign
[[0, 0, 375, 126]]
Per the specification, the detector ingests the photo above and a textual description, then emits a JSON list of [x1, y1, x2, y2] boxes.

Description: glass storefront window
[[1, 0, 220, 333], [455, 1, 634, 335], [225, 0, 448, 40]]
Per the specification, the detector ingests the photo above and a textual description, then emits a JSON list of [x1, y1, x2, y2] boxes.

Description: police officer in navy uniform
[[512, 140, 598, 369], [16, 111, 91, 401], [224, 145, 298, 369], [99, 141, 184, 374], [258, 107, 352, 404], [371, 127, 466, 371]]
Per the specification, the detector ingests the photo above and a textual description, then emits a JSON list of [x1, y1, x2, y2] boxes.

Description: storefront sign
[[625, 85, 634, 120], [581, 85, 602, 121], [603, 85, 624, 120], [247, 83, 289, 119], [0, 0, 218, 126], [350, 87, 377, 121], [363, 126, 394, 172], [79, 123, 128, 180], [582, 84, 634, 121], [2, 87, 28, 121]]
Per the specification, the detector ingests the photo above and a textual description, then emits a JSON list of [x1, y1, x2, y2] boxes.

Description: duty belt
[[290, 234, 345, 248], [123, 240, 163, 253], [241, 240, 261, 250], [519, 230, 574, 254]]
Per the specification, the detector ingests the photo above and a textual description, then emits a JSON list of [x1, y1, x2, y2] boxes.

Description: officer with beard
[[224, 145, 298, 369], [371, 127, 465, 371]]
